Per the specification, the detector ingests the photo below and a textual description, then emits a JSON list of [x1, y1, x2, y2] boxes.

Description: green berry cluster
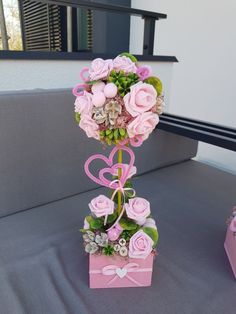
[[108, 70, 139, 97], [99, 128, 128, 145]]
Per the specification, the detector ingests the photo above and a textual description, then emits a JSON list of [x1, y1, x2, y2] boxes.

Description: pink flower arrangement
[[77, 54, 160, 260], [73, 52, 164, 146]]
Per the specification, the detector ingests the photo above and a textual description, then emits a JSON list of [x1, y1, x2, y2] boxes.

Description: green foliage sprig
[[108, 70, 139, 97]]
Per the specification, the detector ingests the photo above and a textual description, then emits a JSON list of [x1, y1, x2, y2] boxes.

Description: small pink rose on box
[[89, 58, 113, 81], [129, 230, 154, 259], [113, 55, 137, 73], [74, 91, 93, 116], [127, 112, 159, 141], [124, 82, 157, 117], [79, 115, 100, 140], [125, 197, 150, 225], [89, 195, 114, 218], [136, 65, 152, 81], [107, 227, 122, 241]]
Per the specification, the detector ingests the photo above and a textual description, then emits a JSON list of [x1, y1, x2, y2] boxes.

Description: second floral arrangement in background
[[73, 52, 164, 147]]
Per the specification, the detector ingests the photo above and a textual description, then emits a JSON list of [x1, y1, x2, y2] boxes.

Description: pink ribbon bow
[[90, 262, 152, 286], [103, 179, 135, 227]]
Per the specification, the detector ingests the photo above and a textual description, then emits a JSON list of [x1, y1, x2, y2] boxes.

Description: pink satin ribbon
[[104, 179, 135, 227], [90, 262, 152, 286]]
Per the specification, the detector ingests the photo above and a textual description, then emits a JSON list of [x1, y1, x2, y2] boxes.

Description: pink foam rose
[[124, 82, 157, 117], [129, 230, 153, 259], [89, 195, 114, 218], [113, 164, 137, 179], [79, 115, 99, 140], [136, 65, 152, 80], [125, 197, 150, 225], [113, 55, 137, 73], [107, 227, 122, 241], [89, 58, 113, 81], [127, 112, 159, 141], [74, 91, 93, 116]]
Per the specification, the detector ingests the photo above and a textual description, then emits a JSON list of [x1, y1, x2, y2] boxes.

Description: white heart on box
[[116, 268, 127, 278]]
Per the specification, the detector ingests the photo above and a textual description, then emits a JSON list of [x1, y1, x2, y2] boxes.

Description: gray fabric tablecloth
[[0, 160, 236, 314]]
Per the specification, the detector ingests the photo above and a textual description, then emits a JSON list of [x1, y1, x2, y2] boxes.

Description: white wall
[[130, 0, 236, 174]]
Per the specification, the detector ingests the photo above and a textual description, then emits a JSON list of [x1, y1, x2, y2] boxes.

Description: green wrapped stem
[[117, 149, 122, 215]]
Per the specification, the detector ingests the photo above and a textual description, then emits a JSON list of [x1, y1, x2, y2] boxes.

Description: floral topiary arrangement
[[73, 52, 164, 147], [73, 52, 163, 288]]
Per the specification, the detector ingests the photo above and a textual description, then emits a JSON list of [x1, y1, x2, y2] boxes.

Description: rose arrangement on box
[[73, 52, 163, 288], [73, 52, 164, 147]]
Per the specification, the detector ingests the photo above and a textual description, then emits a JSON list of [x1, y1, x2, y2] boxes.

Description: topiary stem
[[117, 148, 123, 215]]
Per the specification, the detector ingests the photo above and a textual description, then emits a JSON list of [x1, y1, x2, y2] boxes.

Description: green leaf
[[119, 128, 126, 136], [120, 52, 138, 63], [106, 212, 118, 224], [87, 216, 103, 230], [87, 80, 98, 85], [144, 76, 163, 95], [114, 129, 119, 140], [108, 132, 114, 140], [105, 129, 112, 135], [75, 112, 81, 123], [142, 227, 159, 246], [119, 218, 138, 230], [79, 228, 88, 233]]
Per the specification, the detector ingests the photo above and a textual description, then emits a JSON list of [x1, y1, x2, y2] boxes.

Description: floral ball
[[73, 53, 164, 146]]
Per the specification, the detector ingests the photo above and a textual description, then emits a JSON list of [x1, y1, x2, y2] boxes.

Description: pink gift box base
[[89, 254, 154, 288], [224, 226, 236, 279]]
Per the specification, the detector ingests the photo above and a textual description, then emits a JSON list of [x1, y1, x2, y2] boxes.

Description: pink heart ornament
[[116, 267, 127, 279], [84, 145, 135, 188]]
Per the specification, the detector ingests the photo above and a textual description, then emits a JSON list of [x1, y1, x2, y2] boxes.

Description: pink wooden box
[[224, 217, 236, 279], [89, 254, 154, 288]]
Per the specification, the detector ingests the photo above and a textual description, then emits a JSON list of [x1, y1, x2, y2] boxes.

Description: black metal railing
[[36, 0, 166, 55], [0, 0, 177, 61], [159, 113, 236, 151]]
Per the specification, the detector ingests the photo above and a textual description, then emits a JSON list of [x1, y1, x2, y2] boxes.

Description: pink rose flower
[[124, 197, 150, 225], [113, 56, 137, 73], [124, 82, 157, 117], [129, 230, 153, 259], [107, 227, 122, 241], [89, 58, 113, 81], [113, 164, 137, 179], [127, 112, 159, 141], [79, 115, 99, 140], [89, 195, 114, 218], [74, 91, 93, 116], [136, 65, 152, 80]]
